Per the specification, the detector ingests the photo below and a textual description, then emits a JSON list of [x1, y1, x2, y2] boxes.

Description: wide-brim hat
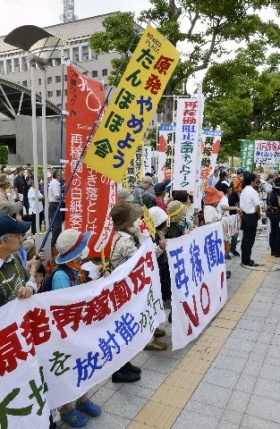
[[0, 214, 31, 235], [149, 206, 168, 227], [117, 188, 134, 202], [56, 229, 91, 264], [110, 201, 143, 231], [204, 187, 224, 205], [167, 200, 187, 223], [0, 174, 10, 186], [0, 201, 23, 215]]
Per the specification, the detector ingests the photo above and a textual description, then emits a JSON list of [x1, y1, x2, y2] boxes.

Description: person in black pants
[[267, 178, 280, 257], [48, 170, 62, 250], [240, 173, 261, 266]]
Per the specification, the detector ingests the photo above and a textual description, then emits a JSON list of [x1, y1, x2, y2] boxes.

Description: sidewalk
[[58, 231, 280, 429]]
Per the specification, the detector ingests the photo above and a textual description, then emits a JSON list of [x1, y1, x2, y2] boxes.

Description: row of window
[[20, 69, 108, 87]]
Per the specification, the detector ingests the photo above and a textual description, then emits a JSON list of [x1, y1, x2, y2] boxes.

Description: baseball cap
[[237, 167, 244, 174], [154, 183, 166, 195], [0, 215, 31, 235]]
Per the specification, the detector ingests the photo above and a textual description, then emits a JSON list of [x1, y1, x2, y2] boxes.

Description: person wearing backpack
[[51, 229, 102, 428]]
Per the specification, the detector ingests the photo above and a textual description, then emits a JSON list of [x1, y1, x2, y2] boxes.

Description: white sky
[[0, 0, 152, 36]]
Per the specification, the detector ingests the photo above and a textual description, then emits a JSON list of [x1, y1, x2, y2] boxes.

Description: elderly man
[[0, 214, 40, 306], [132, 175, 154, 206], [48, 169, 62, 250]]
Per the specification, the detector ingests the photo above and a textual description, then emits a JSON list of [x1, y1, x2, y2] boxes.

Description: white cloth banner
[[173, 98, 199, 192], [0, 239, 165, 429], [166, 223, 227, 351], [144, 146, 152, 174]]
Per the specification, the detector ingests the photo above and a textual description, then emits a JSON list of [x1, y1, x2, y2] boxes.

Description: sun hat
[[55, 229, 91, 264], [167, 200, 187, 223], [117, 188, 134, 202], [0, 214, 31, 235], [0, 201, 23, 215], [0, 174, 10, 186], [10, 167, 17, 173], [110, 201, 143, 231], [148, 206, 168, 228], [204, 187, 224, 205]]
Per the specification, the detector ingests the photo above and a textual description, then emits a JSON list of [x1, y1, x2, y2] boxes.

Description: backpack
[[38, 264, 76, 293]]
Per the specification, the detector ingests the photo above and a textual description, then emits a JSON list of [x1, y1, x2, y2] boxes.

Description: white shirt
[[28, 187, 43, 214], [240, 186, 260, 214], [204, 205, 221, 224], [217, 195, 229, 217], [48, 178, 61, 202]]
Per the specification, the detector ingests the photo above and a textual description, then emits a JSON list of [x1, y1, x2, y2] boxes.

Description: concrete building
[[0, 13, 119, 164]]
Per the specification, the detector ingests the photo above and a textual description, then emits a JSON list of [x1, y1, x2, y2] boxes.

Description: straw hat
[[204, 187, 224, 205], [0, 174, 10, 186], [56, 229, 91, 264], [167, 200, 187, 223]]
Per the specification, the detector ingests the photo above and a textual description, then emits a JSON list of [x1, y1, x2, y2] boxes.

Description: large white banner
[[166, 223, 227, 350], [0, 239, 165, 429]]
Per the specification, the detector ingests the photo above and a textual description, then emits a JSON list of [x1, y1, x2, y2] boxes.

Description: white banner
[[166, 223, 227, 350], [173, 98, 199, 192], [157, 123, 173, 183], [144, 146, 152, 174], [0, 239, 165, 429]]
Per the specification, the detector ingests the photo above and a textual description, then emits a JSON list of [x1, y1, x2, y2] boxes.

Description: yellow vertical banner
[[84, 24, 180, 182]]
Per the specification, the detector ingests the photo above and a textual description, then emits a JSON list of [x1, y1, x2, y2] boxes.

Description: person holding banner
[[52, 229, 102, 427], [132, 176, 154, 206], [109, 201, 144, 381]]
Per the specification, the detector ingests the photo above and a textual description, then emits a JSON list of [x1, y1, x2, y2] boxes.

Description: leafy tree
[[0, 145, 8, 165], [203, 42, 280, 157]]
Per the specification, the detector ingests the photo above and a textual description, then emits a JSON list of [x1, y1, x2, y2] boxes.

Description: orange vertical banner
[[65, 65, 116, 257]]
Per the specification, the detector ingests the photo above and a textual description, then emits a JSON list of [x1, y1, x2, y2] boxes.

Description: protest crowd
[[1, 160, 280, 428]]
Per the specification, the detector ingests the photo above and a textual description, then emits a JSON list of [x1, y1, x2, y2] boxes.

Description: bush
[[0, 145, 8, 165]]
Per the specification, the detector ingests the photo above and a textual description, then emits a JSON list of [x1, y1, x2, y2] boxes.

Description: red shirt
[[155, 198, 167, 212]]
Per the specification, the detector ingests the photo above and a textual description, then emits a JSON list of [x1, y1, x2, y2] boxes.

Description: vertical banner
[[240, 140, 255, 171], [84, 24, 180, 182], [65, 65, 115, 257], [201, 128, 222, 190], [144, 146, 152, 174], [157, 123, 173, 182], [166, 223, 227, 351], [173, 98, 199, 192]]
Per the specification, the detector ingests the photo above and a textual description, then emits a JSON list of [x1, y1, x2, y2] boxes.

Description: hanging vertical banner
[[157, 123, 173, 182], [240, 140, 255, 171], [173, 98, 199, 191], [201, 128, 222, 190], [65, 65, 115, 257], [134, 143, 144, 186], [144, 146, 152, 174], [84, 24, 180, 182]]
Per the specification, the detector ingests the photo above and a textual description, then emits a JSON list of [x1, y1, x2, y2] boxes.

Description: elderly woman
[[0, 174, 10, 202], [52, 229, 102, 428], [166, 200, 188, 238]]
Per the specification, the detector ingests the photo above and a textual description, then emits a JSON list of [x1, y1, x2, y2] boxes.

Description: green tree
[[89, 0, 280, 122], [0, 145, 8, 165], [203, 42, 280, 157]]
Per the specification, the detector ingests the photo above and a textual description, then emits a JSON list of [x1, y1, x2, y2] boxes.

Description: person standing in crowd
[[13, 166, 28, 214], [109, 200, 143, 382], [132, 176, 154, 205], [117, 188, 134, 203], [52, 229, 102, 428], [229, 184, 241, 256], [219, 170, 231, 187], [0, 174, 10, 202], [154, 183, 168, 212], [240, 173, 261, 267], [28, 179, 44, 234], [166, 200, 188, 239], [267, 177, 280, 257], [208, 169, 219, 187], [0, 215, 40, 306], [232, 168, 243, 195], [48, 169, 62, 250]]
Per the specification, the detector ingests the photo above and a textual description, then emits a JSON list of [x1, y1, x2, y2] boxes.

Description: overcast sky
[[1, 0, 152, 36]]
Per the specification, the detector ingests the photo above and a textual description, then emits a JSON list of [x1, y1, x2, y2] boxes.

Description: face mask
[[80, 245, 89, 260]]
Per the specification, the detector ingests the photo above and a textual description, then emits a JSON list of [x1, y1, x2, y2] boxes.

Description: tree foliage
[[0, 145, 8, 165]]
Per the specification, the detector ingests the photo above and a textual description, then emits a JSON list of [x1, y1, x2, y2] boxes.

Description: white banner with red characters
[[65, 65, 116, 257], [201, 128, 222, 189], [166, 223, 227, 351], [157, 123, 174, 183], [0, 239, 165, 429]]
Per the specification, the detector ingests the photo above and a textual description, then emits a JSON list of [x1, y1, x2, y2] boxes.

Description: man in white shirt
[[48, 170, 62, 249], [240, 173, 261, 266]]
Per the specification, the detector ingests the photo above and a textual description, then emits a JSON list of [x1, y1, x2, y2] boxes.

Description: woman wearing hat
[[52, 229, 102, 428], [109, 201, 143, 382], [166, 200, 188, 239], [0, 174, 10, 203]]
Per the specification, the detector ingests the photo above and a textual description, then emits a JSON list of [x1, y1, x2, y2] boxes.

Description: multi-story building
[[0, 13, 119, 164]]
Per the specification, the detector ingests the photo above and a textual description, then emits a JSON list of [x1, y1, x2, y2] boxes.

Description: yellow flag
[[84, 24, 180, 182]]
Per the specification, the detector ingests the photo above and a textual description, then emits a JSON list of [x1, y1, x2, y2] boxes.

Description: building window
[[55, 76, 61, 83], [56, 90, 61, 97], [65, 75, 67, 81], [65, 89, 67, 96], [47, 91, 53, 97], [102, 69, 108, 77], [38, 78, 41, 85], [92, 70, 98, 78], [22, 80, 28, 87], [47, 77, 52, 84]]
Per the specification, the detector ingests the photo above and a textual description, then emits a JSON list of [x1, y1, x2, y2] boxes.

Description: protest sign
[[84, 24, 180, 182], [0, 239, 164, 429], [166, 223, 227, 350]]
